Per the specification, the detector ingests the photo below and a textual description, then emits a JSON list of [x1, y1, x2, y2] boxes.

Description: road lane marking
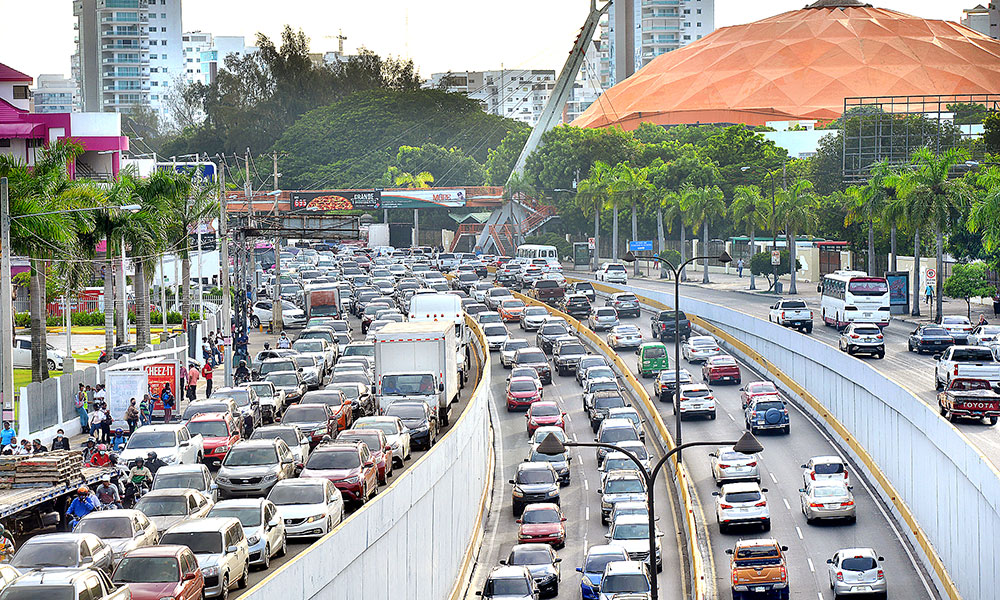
[[727, 413, 734, 421], [796, 526, 803, 540], [565, 413, 573, 423], [769, 472, 778, 484], [584, 479, 589, 491], [783, 498, 791, 510], [808, 558, 815, 573], [585, 506, 590, 521]]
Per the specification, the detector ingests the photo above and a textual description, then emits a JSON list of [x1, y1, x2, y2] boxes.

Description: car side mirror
[[761, 488, 768, 493], [878, 556, 885, 562], [711, 491, 720, 497], [474, 592, 482, 597], [498, 559, 507, 565], [826, 559, 833, 564], [508, 479, 515, 485], [848, 486, 854, 491], [800, 464, 807, 469], [515, 519, 522, 524], [933, 354, 942, 360], [575, 567, 583, 573], [725, 549, 733, 555], [554, 558, 562, 563], [596, 489, 603, 494], [781, 546, 789, 551], [226, 545, 239, 554], [183, 572, 197, 581]]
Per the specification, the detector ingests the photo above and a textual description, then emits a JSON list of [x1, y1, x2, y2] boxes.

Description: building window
[[697, 22, 702, 27], [12, 85, 29, 99], [150, 13, 156, 17], [152, 81, 158, 86], [150, 40, 156, 45], [161, 13, 166, 17], [697, 8, 702, 14], [684, 8, 690, 13], [684, 35, 691, 40], [150, 54, 157, 59], [0, 139, 10, 148], [684, 22, 691, 27]]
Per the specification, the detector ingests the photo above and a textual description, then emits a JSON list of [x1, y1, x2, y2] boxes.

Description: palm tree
[[899, 147, 972, 321], [843, 184, 880, 276], [969, 166, 1000, 258], [610, 163, 653, 275], [164, 173, 215, 331], [96, 176, 137, 347], [127, 173, 174, 349], [576, 161, 613, 271], [867, 162, 905, 272], [394, 171, 434, 189], [730, 185, 766, 290], [682, 185, 726, 283], [776, 179, 818, 295], [663, 189, 689, 281]]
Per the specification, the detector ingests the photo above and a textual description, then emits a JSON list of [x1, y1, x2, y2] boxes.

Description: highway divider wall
[[242, 317, 494, 600], [585, 279, 992, 600], [514, 292, 712, 600]]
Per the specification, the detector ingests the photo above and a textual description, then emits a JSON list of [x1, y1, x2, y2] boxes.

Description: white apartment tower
[[32, 74, 80, 113], [72, 0, 182, 118], [425, 70, 557, 126], [181, 31, 213, 86], [605, 0, 714, 86]]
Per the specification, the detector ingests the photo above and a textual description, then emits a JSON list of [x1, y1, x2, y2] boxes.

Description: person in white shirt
[[276, 331, 291, 349]]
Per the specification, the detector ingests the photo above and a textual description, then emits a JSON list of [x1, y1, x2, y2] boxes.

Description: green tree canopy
[[943, 262, 997, 319]]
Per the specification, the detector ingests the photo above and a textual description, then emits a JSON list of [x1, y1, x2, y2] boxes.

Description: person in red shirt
[[87, 444, 112, 467], [201, 362, 214, 397]]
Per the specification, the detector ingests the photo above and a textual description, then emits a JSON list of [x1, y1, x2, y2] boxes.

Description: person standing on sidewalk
[[51, 429, 70, 451], [186, 364, 199, 401], [737, 258, 744, 278], [0, 422, 14, 448], [75, 384, 89, 434], [89, 405, 106, 440], [161, 384, 175, 424], [925, 283, 934, 306], [202, 362, 213, 398], [139, 395, 153, 427], [124, 399, 139, 434]]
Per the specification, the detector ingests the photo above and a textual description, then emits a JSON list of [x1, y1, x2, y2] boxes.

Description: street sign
[[771, 250, 781, 265], [925, 268, 937, 281], [628, 240, 654, 252], [587, 237, 595, 250]]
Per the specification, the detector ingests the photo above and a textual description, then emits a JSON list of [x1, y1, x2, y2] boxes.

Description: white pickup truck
[[118, 424, 205, 466], [934, 345, 1000, 391], [767, 299, 814, 334]]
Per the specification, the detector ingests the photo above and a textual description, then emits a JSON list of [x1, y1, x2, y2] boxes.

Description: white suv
[[597, 263, 628, 284], [713, 482, 770, 533], [159, 517, 250, 599]]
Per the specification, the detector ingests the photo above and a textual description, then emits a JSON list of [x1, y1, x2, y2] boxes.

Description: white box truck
[[374, 321, 460, 425], [409, 292, 470, 386]]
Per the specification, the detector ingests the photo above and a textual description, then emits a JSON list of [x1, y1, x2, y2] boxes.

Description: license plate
[[863, 312, 872, 317], [825, 503, 839, 508], [864, 338, 874, 342], [732, 467, 748, 472], [856, 587, 872, 592], [753, 587, 766, 593]]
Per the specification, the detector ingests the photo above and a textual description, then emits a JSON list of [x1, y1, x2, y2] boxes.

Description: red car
[[499, 298, 527, 322], [702, 355, 741, 385], [112, 545, 204, 600], [516, 503, 566, 548], [507, 376, 542, 411], [185, 412, 241, 468], [526, 401, 566, 436], [336, 429, 393, 485], [740, 380, 779, 409], [300, 441, 379, 505]]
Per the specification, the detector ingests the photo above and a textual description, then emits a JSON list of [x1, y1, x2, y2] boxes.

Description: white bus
[[819, 270, 891, 329], [515, 245, 559, 268]]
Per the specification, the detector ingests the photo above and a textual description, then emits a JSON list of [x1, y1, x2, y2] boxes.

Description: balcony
[[101, 27, 143, 38], [101, 14, 144, 23], [102, 56, 148, 65], [644, 26, 680, 32], [642, 0, 680, 5], [101, 0, 145, 7], [103, 83, 149, 91]]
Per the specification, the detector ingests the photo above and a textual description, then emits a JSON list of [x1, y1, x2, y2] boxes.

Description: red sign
[[145, 361, 177, 411]]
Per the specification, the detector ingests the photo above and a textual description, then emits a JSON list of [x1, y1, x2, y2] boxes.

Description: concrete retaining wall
[[242, 319, 493, 600]]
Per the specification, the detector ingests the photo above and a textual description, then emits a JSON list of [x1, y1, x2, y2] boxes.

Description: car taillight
[[844, 470, 849, 479], [836, 572, 844, 582], [732, 569, 739, 586], [746, 461, 757, 467], [876, 334, 883, 339], [809, 502, 824, 507], [810, 472, 816, 480], [718, 464, 730, 469], [955, 365, 960, 376], [754, 501, 767, 507], [779, 566, 787, 581], [850, 334, 860, 339], [720, 503, 733, 509], [781, 311, 786, 320], [877, 570, 885, 580], [841, 501, 855, 507]]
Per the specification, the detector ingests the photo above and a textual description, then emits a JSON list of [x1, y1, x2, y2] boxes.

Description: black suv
[[588, 391, 628, 432], [562, 294, 592, 318], [509, 462, 560, 516], [651, 310, 691, 341], [536, 323, 570, 354], [552, 338, 588, 375]]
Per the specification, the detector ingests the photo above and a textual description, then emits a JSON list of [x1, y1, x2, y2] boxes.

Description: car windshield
[[284, 406, 328, 423], [113, 556, 181, 583], [517, 351, 546, 364], [252, 429, 301, 447], [246, 384, 274, 398], [76, 516, 132, 538], [484, 577, 531, 596], [187, 420, 229, 438], [159, 531, 222, 555], [585, 552, 626, 574], [559, 343, 586, 355], [522, 508, 560, 524], [504, 340, 529, 352], [344, 345, 375, 357], [208, 506, 262, 527], [531, 404, 560, 417], [517, 469, 555, 484], [606, 264, 626, 272], [813, 485, 847, 498], [260, 361, 295, 375], [841, 557, 878, 571], [509, 548, 552, 566], [595, 396, 626, 410], [605, 478, 644, 493], [603, 457, 633, 471], [484, 325, 508, 336], [590, 383, 619, 395], [224, 446, 278, 467], [754, 401, 785, 411], [355, 421, 396, 435], [814, 463, 845, 474], [126, 431, 176, 449], [602, 574, 650, 593], [951, 348, 995, 361], [587, 368, 614, 380], [524, 307, 548, 316], [502, 300, 525, 309], [478, 313, 502, 324], [328, 385, 361, 400], [386, 404, 426, 420], [307, 450, 360, 470], [724, 491, 761, 503], [381, 374, 436, 396], [613, 523, 649, 540], [267, 373, 299, 387], [154, 473, 206, 491], [293, 341, 324, 353], [541, 325, 566, 336], [183, 404, 230, 420], [294, 357, 318, 370], [528, 449, 566, 464], [510, 380, 538, 393], [269, 485, 324, 505], [11, 541, 78, 568], [135, 496, 188, 517]]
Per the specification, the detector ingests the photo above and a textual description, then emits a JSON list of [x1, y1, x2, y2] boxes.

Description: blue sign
[[628, 240, 654, 252]]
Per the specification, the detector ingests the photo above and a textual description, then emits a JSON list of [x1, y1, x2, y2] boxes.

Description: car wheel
[[783, 425, 790, 434], [47, 359, 56, 371], [260, 544, 270, 570], [238, 563, 249, 589], [220, 575, 230, 600], [762, 519, 771, 532], [718, 520, 727, 534], [251, 315, 261, 328], [277, 537, 287, 557]]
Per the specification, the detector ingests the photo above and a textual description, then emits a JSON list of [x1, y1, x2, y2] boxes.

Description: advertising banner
[[289, 190, 381, 212], [105, 371, 149, 425], [379, 189, 467, 209], [886, 271, 909, 315], [145, 361, 178, 412]]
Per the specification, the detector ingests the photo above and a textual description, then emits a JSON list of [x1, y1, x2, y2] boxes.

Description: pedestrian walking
[[187, 364, 199, 401], [925, 283, 934, 306], [178, 365, 187, 398], [94, 384, 105, 405], [202, 362, 213, 398], [161, 384, 175, 424], [202, 337, 213, 366], [89, 405, 106, 439], [737, 258, 744, 278], [139, 394, 153, 427], [75, 384, 89, 434], [100, 404, 113, 444], [0, 422, 14, 448], [124, 399, 139, 434]]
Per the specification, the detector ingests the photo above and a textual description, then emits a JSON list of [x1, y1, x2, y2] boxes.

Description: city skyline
[[0, 0, 968, 82]]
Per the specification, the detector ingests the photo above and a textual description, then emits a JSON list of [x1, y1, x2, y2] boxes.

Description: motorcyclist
[[235, 360, 251, 383], [87, 444, 112, 467], [144, 451, 167, 475], [81, 437, 98, 463], [66, 487, 99, 525], [109, 428, 128, 452], [0, 523, 15, 561], [95, 475, 121, 508], [128, 458, 153, 488]]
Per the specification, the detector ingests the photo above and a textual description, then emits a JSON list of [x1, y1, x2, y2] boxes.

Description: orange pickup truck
[[937, 377, 1000, 425], [726, 538, 789, 600]]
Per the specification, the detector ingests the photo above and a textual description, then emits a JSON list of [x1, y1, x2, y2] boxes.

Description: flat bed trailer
[[0, 467, 108, 534]]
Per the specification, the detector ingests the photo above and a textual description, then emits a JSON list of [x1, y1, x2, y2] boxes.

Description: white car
[[500, 338, 530, 369], [827, 548, 888, 599], [119, 424, 204, 465], [160, 517, 249, 599], [12, 336, 65, 370], [681, 335, 722, 363], [596, 263, 629, 284], [292, 338, 336, 372], [710, 445, 761, 485], [353, 416, 412, 466], [208, 498, 287, 570], [801, 455, 850, 487], [677, 384, 716, 419], [607, 325, 643, 349], [604, 514, 661, 571], [267, 479, 345, 540], [482, 323, 510, 350], [251, 424, 311, 466], [74, 509, 158, 565], [151, 463, 218, 502], [940, 315, 974, 344], [134, 488, 214, 533], [250, 300, 306, 329], [968, 324, 1000, 347], [714, 482, 770, 533], [243, 381, 285, 424]]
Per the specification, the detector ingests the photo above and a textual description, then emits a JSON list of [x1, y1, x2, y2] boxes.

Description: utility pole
[[272, 151, 282, 332], [220, 169, 232, 387], [159, 253, 167, 337], [1, 178, 14, 420]]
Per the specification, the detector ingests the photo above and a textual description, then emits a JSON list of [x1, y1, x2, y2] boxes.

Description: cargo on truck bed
[[937, 377, 1000, 425]]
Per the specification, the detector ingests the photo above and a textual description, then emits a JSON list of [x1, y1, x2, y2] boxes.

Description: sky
[[0, 0, 968, 81]]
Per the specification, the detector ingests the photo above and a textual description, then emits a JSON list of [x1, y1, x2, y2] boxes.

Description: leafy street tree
[[163, 174, 213, 330], [610, 163, 652, 273], [730, 185, 767, 289], [128, 173, 174, 348], [968, 165, 1000, 268], [682, 184, 726, 283], [943, 262, 997, 319], [776, 178, 818, 295], [576, 161, 614, 270], [380, 145, 484, 188], [393, 171, 434, 189], [661, 190, 688, 280], [844, 182, 883, 276]]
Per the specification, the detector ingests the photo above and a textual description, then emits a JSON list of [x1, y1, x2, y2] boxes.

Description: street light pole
[[624, 250, 731, 459], [537, 432, 763, 600], [0, 178, 13, 423]]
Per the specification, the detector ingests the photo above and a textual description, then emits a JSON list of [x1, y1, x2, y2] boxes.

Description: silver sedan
[[800, 481, 856, 524], [710, 446, 760, 485], [588, 307, 620, 331], [827, 548, 887, 598]]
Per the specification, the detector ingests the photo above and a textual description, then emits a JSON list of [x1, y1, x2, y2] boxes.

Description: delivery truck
[[304, 286, 341, 319], [409, 292, 470, 386], [374, 321, 460, 426]]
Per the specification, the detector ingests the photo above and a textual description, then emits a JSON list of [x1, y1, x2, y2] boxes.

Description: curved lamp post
[[537, 431, 763, 600]]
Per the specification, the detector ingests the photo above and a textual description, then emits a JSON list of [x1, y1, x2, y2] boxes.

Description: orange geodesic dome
[[572, 0, 1000, 129]]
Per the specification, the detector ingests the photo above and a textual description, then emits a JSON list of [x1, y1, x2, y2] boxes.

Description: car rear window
[[643, 346, 666, 359], [781, 300, 807, 309], [952, 348, 995, 361], [517, 351, 546, 363], [536, 280, 557, 288], [814, 463, 845, 474], [754, 401, 785, 411], [841, 557, 878, 571], [724, 491, 761, 503]]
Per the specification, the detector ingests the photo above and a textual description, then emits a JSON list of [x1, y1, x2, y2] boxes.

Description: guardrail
[[513, 291, 711, 600], [579, 278, 980, 600], [241, 319, 494, 600]]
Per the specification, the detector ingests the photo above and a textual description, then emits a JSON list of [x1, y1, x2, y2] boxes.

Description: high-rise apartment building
[[32, 74, 79, 113], [425, 69, 557, 126], [181, 31, 213, 85], [72, 0, 182, 118], [604, 0, 714, 87], [962, 4, 997, 38], [201, 36, 256, 85]]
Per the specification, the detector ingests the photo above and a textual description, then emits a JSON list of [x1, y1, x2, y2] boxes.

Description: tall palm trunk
[[29, 264, 45, 382], [868, 223, 875, 276], [702, 222, 710, 283], [104, 252, 114, 353], [656, 207, 665, 278], [611, 201, 619, 261], [749, 229, 756, 290], [911, 228, 921, 317], [114, 254, 125, 345], [935, 225, 944, 323], [181, 248, 191, 328], [679, 219, 687, 281], [135, 259, 148, 349], [631, 205, 638, 276], [890, 225, 897, 272], [788, 230, 798, 294], [592, 208, 600, 271]]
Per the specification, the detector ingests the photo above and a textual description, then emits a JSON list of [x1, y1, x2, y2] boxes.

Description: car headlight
[[247, 535, 260, 545], [305, 514, 326, 523], [512, 489, 524, 498], [342, 476, 360, 484], [216, 445, 230, 454], [164, 455, 179, 464], [201, 566, 219, 577], [262, 473, 278, 483], [390, 441, 401, 449], [413, 424, 430, 433], [215, 475, 231, 484], [546, 489, 559, 497]]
